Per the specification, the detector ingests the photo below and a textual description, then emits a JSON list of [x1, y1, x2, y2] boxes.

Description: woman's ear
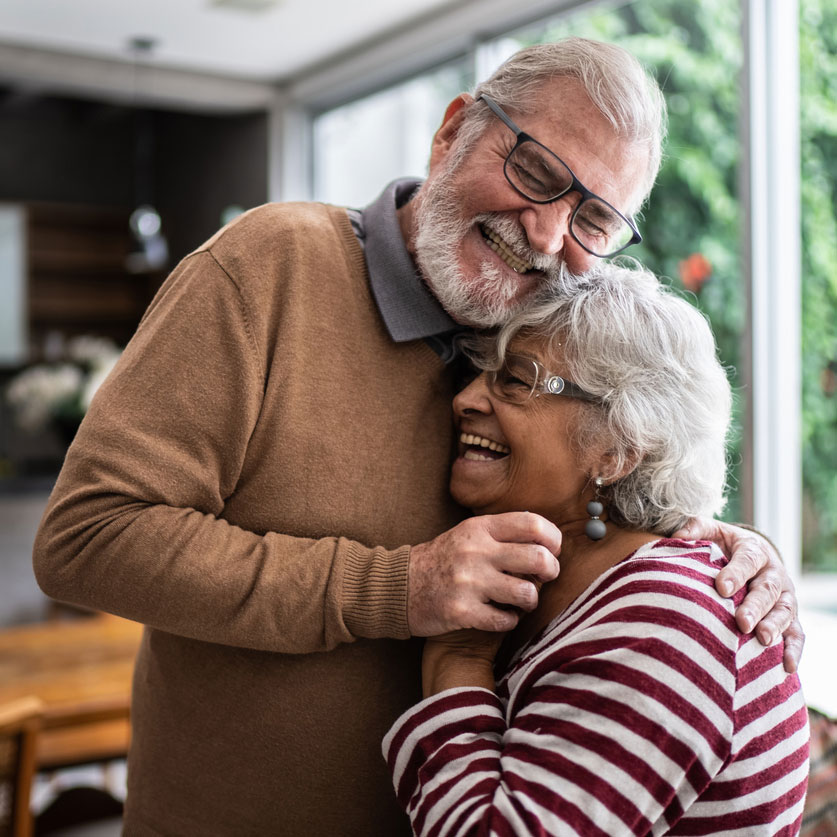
[[428, 93, 475, 173], [595, 448, 640, 485]]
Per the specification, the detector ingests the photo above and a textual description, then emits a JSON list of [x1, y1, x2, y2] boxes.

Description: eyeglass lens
[[488, 356, 540, 403], [505, 140, 635, 256]]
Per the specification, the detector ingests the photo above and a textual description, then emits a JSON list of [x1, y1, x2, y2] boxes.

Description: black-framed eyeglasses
[[478, 94, 642, 258], [486, 354, 597, 405]]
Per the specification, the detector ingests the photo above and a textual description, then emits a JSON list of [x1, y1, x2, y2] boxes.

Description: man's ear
[[428, 93, 475, 173]]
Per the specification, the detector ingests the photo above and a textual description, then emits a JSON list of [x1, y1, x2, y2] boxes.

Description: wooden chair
[[39, 696, 132, 771], [0, 697, 42, 837], [33, 698, 129, 835]]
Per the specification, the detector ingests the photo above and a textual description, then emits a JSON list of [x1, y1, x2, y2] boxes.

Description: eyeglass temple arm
[[477, 94, 521, 137], [549, 376, 599, 403], [566, 382, 599, 402]]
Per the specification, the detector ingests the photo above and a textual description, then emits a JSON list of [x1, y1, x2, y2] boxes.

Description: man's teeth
[[460, 433, 510, 454], [482, 226, 534, 274]]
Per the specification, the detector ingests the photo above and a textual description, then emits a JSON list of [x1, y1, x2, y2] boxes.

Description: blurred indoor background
[[0, 0, 834, 834]]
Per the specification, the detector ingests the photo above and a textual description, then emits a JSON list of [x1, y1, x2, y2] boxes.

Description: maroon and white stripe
[[383, 540, 809, 836]]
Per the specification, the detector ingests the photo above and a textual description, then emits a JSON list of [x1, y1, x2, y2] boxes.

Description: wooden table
[[0, 613, 143, 769]]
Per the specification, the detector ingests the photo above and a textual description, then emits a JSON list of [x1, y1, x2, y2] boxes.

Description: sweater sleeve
[[383, 575, 741, 835], [32, 249, 411, 652]]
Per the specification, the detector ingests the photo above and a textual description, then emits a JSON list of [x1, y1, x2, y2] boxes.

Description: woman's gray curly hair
[[462, 263, 732, 536]]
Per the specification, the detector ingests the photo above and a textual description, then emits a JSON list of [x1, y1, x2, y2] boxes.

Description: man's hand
[[674, 517, 804, 673], [407, 512, 561, 637]]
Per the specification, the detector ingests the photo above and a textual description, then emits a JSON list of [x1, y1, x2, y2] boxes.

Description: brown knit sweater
[[33, 202, 466, 835]]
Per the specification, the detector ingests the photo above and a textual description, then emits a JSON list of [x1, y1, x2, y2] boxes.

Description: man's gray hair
[[464, 263, 732, 535], [455, 37, 667, 210]]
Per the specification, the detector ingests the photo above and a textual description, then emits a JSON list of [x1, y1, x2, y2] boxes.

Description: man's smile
[[479, 223, 534, 274]]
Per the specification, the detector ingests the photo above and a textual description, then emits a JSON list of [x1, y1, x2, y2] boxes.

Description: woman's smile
[[459, 431, 510, 461]]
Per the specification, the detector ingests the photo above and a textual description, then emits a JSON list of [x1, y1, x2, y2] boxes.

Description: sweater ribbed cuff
[[341, 541, 411, 640]]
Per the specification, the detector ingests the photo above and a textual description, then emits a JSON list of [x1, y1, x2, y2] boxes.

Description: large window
[[312, 60, 472, 208], [310, 0, 835, 579], [485, 0, 748, 522], [800, 0, 837, 573]]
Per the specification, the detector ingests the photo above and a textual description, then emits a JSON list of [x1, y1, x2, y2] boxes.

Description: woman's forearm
[[422, 651, 496, 698]]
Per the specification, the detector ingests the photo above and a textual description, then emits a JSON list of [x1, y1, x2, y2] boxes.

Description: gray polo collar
[[359, 178, 459, 344]]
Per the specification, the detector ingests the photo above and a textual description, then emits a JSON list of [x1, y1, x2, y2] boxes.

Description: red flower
[[822, 363, 837, 397], [679, 253, 712, 293]]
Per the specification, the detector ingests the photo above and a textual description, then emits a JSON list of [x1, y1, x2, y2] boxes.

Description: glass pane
[[0, 205, 26, 365], [481, 0, 745, 521], [800, 0, 837, 572], [312, 60, 473, 208]]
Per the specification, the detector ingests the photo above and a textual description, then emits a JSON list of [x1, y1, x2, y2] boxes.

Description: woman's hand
[[422, 628, 508, 698]]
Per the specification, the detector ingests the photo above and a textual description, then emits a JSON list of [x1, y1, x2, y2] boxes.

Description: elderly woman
[[384, 264, 809, 835]]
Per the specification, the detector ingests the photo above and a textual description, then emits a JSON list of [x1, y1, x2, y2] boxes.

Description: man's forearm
[[34, 482, 411, 653]]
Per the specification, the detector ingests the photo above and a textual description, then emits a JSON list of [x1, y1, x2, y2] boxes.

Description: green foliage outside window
[[800, 0, 837, 570], [504, 0, 745, 514], [503, 0, 836, 570]]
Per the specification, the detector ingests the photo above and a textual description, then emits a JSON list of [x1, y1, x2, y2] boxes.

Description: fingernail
[[740, 611, 754, 633], [719, 579, 733, 597]]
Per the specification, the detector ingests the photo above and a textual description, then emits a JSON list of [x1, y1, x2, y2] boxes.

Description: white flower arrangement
[[5, 336, 122, 435]]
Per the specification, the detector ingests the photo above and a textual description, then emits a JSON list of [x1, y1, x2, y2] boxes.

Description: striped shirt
[[384, 539, 809, 835]]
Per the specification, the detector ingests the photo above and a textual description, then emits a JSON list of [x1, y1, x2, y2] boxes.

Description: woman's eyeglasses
[[483, 354, 598, 405]]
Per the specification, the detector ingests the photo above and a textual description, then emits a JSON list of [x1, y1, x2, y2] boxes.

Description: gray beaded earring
[[585, 477, 607, 541]]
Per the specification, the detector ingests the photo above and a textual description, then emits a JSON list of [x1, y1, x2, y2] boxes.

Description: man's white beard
[[413, 163, 565, 328]]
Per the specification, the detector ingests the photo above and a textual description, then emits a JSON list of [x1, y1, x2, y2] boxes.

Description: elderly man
[[34, 38, 801, 835]]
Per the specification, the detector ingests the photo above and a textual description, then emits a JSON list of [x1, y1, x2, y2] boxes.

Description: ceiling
[[0, 0, 575, 112], [0, 0, 462, 81]]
